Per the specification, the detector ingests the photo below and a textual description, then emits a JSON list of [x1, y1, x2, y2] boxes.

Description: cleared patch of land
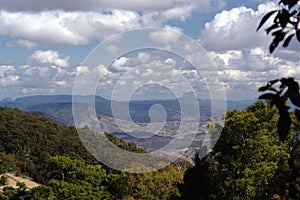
[[0, 173, 40, 192]]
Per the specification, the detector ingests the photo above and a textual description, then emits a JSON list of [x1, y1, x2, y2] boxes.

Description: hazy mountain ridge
[[0, 94, 254, 126], [0, 94, 254, 161]]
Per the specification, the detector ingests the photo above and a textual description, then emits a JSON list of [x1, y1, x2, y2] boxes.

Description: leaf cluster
[[257, 0, 300, 53]]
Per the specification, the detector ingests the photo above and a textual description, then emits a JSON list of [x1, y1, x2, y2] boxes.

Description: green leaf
[[257, 10, 278, 31]]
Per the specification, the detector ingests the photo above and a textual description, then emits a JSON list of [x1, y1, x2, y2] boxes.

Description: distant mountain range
[[0, 94, 255, 126], [0, 94, 255, 159]]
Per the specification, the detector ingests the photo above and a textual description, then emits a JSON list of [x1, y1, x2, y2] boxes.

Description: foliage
[[0, 107, 99, 183], [0, 106, 185, 199], [258, 78, 300, 141], [45, 156, 113, 199], [4, 101, 300, 199], [182, 101, 300, 199], [0, 174, 8, 186], [110, 164, 184, 200], [182, 152, 211, 200], [105, 133, 144, 153], [0, 155, 185, 200], [0, 182, 27, 200], [257, 0, 300, 53]]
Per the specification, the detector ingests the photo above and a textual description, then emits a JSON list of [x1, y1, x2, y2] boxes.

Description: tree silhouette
[[258, 77, 300, 141], [181, 152, 211, 200], [257, 0, 300, 53]]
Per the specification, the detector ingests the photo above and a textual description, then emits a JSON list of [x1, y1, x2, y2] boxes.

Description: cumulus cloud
[[110, 57, 131, 72], [0, 0, 178, 11], [0, 10, 148, 45], [164, 58, 177, 66], [76, 66, 90, 76], [161, 3, 195, 21], [206, 46, 300, 99], [21, 65, 70, 85], [0, 65, 19, 87], [137, 53, 151, 63], [3, 0, 298, 101], [0, 65, 15, 77], [149, 26, 183, 45], [199, 2, 277, 51], [106, 44, 122, 55], [0, 49, 78, 97], [29, 50, 70, 68], [6, 39, 38, 49], [6, 69, 73, 96], [0, 0, 226, 46], [0, 75, 19, 87], [192, 1, 300, 99], [0, 0, 216, 12]]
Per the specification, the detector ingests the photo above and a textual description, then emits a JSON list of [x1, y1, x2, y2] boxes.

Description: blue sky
[[0, 0, 299, 101]]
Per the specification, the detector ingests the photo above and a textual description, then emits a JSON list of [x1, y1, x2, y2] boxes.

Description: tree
[[182, 102, 299, 199], [257, 0, 300, 53], [210, 103, 290, 199], [110, 164, 184, 200], [182, 153, 212, 200], [0, 174, 8, 186]]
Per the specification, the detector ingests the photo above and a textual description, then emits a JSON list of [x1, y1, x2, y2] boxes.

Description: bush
[[0, 175, 8, 186]]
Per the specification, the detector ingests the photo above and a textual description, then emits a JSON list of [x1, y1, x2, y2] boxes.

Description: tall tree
[[182, 102, 297, 199]]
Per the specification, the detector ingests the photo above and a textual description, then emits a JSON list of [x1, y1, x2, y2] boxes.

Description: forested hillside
[[0, 107, 187, 199], [1, 102, 300, 199]]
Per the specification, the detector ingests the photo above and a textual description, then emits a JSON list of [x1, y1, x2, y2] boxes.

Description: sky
[[0, 0, 300, 101]]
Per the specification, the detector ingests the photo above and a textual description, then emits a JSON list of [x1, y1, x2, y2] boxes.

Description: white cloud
[[0, 0, 216, 13], [110, 57, 131, 72], [184, 41, 202, 52], [206, 47, 300, 99], [143, 68, 154, 76], [209, 50, 244, 68], [137, 53, 151, 63], [0, 0, 225, 46], [0, 11, 87, 45], [220, 69, 252, 82], [164, 58, 177, 66], [0, 66, 19, 87], [199, 2, 277, 51], [76, 66, 90, 76], [106, 44, 122, 55], [29, 50, 70, 68], [0, 65, 15, 77], [0, 10, 146, 45], [55, 81, 67, 86], [0, 52, 77, 97], [0, 75, 19, 87], [0, 0, 181, 11], [161, 3, 195, 21], [149, 26, 183, 45], [21, 88, 31, 94], [6, 39, 38, 49]]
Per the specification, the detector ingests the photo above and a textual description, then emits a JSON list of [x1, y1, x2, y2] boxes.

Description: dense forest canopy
[[1, 102, 300, 199], [0, 107, 186, 199]]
